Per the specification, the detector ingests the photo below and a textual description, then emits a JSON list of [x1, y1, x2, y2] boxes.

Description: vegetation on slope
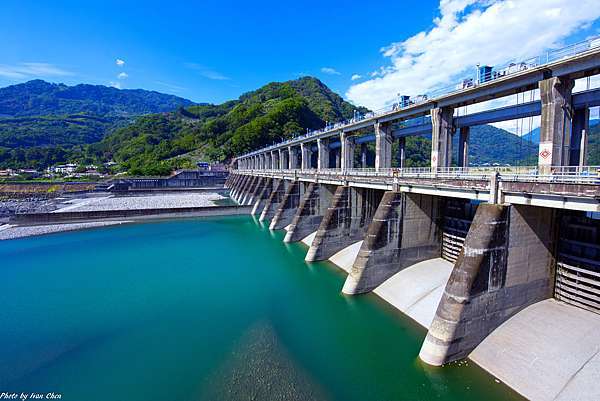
[[83, 77, 369, 174], [1, 77, 595, 174], [0, 79, 194, 117]]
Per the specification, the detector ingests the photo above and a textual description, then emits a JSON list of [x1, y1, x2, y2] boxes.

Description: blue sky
[[0, 0, 439, 103], [1, 0, 600, 108]]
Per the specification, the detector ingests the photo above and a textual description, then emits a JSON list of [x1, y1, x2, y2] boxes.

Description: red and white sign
[[538, 142, 553, 166]]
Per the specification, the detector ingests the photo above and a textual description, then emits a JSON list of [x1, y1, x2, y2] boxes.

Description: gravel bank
[[53, 192, 226, 212], [0, 221, 131, 240]]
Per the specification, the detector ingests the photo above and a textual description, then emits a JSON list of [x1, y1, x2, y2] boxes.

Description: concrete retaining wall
[[11, 205, 252, 225]]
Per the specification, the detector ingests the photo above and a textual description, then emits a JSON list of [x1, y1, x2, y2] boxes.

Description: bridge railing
[[235, 166, 600, 185]]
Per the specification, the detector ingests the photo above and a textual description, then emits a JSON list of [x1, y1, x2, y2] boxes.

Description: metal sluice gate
[[555, 213, 600, 315], [441, 199, 477, 264]]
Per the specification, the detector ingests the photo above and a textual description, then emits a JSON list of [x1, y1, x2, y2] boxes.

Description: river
[[0, 216, 524, 400]]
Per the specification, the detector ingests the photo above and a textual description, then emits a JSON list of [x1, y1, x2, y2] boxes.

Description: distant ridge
[[0, 79, 195, 117], [523, 119, 600, 144]]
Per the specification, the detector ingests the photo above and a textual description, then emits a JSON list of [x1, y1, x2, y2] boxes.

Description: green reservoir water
[[0, 217, 524, 401]]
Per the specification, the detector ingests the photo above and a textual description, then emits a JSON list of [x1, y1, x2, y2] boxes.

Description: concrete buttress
[[342, 192, 442, 295]]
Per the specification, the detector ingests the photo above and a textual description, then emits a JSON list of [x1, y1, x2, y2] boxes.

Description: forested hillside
[[86, 77, 370, 174], [0, 80, 193, 117], [1, 77, 595, 174]]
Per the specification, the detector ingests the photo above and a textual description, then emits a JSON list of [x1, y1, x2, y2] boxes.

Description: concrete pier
[[259, 179, 287, 222], [270, 181, 303, 230], [233, 175, 250, 202], [342, 192, 442, 295], [251, 178, 273, 215], [374, 122, 392, 171], [430, 107, 454, 169], [284, 183, 334, 243], [246, 177, 265, 206], [305, 186, 382, 262], [228, 174, 242, 200], [538, 76, 574, 172], [419, 204, 556, 366], [239, 176, 258, 205]]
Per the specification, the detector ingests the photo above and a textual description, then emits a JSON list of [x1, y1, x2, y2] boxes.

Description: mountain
[[1, 77, 591, 174], [90, 77, 370, 175], [0, 80, 194, 117], [0, 114, 130, 148], [524, 119, 600, 144]]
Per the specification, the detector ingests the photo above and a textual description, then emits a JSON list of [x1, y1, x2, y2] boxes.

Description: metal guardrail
[[234, 166, 600, 185], [237, 35, 600, 160]]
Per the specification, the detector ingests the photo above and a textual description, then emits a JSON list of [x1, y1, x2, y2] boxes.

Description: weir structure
[[225, 38, 600, 401]]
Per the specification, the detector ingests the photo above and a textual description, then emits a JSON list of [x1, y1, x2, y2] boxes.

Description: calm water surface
[[0, 217, 524, 401]]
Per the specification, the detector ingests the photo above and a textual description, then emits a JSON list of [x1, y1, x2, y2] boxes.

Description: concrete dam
[[227, 40, 600, 401]]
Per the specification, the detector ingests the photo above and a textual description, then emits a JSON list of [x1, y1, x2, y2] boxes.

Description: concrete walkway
[[329, 241, 363, 273], [373, 258, 453, 328], [470, 299, 600, 401]]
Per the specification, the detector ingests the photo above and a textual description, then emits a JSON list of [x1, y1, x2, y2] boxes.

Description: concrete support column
[[270, 181, 304, 230], [342, 192, 442, 294], [419, 204, 556, 366], [301, 143, 311, 170], [570, 107, 589, 167], [280, 149, 289, 170], [305, 186, 382, 262], [360, 143, 368, 168], [397, 137, 406, 169], [334, 150, 341, 169], [232, 175, 250, 202], [240, 176, 258, 205], [246, 177, 264, 206], [375, 122, 393, 171], [284, 183, 335, 243], [538, 76, 574, 172], [431, 107, 454, 170], [259, 179, 287, 222], [458, 126, 470, 168], [288, 147, 298, 169], [317, 138, 329, 171], [341, 132, 355, 172], [229, 174, 241, 200], [251, 178, 273, 215]]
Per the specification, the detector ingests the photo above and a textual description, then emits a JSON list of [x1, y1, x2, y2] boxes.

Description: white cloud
[[116, 59, 125, 67], [117, 72, 128, 79], [185, 62, 229, 80], [109, 81, 122, 89], [154, 81, 186, 93], [351, 74, 362, 81], [321, 67, 341, 75], [0, 62, 73, 79], [346, 0, 600, 110]]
